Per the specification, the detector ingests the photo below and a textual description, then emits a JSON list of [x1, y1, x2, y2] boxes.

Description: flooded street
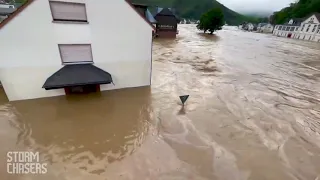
[[1, 25, 320, 180]]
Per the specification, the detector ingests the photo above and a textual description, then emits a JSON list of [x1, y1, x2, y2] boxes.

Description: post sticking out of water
[[179, 95, 189, 106]]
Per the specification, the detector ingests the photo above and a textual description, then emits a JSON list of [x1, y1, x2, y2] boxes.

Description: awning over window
[[43, 64, 113, 90]]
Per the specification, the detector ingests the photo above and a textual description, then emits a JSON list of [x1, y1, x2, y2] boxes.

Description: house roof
[[258, 23, 267, 27], [43, 64, 113, 90], [290, 18, 303, 26], [314, 12, 320, 22], [146, 9, 156, 24], [0, 7, 16, 16], [125, 0, 156, 30], [132, 2, 157, 24], [154, 7, 178, 18], [0, 0, 156, 30]]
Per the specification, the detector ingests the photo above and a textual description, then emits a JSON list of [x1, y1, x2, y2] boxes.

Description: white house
[[0, 0, 155, 101], [257, 23, 274, 33], [248, 23, 254, 31], [273, 13, 320, 42]]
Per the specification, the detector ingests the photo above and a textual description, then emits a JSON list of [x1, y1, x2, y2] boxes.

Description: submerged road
[[0, 25, 320, 180]]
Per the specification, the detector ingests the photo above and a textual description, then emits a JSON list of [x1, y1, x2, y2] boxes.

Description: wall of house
[[0, 0, 153, 101], [274, 15, 320, 43]]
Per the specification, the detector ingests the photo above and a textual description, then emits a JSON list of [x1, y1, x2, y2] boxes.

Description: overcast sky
[[218, 0, 296, 14]]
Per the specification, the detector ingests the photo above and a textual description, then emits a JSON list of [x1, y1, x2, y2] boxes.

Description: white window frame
[[49, 1, 88, 23], [58, 44, 94, 65]]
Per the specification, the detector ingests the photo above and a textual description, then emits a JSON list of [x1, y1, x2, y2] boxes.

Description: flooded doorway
[[65, 85, 101, 94]]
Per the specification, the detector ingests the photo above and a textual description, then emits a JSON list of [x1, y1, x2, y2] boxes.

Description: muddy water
[[1, 25, 320, 180]]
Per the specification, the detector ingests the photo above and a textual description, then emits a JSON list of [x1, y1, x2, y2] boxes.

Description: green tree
[[197, 8, 224, 34], [271, 0, 320, 24]]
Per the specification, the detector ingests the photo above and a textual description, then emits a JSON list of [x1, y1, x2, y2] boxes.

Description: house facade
[[154, 7, 179, 38], [0, 0, 155, 101], [273, 13, 320, 42], [240, 23, 254, 31], [257, 23, 274, 33]]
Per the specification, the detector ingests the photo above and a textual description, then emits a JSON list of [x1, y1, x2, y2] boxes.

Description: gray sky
[[218, 0, 295, 14]]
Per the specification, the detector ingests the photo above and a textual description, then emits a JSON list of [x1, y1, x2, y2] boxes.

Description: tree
[[197, 8, 224, 34], [270, 0, 320, 25]]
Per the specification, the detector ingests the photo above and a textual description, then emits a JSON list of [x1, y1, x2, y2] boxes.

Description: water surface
[[1, 25, 320, 180]]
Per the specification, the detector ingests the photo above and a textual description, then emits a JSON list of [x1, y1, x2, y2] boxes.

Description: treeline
[[131, 0, 263, 25], [271, 0, 320, 24]]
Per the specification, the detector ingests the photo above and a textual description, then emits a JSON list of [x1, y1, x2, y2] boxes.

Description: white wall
[[0, 0, 153, 101], [302, 14, 320, 24]]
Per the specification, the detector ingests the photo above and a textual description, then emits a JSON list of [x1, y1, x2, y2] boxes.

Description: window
[[312, 25, 316, 32], [49, 1, 87, 22], [295, 27, 298, 31], [306, 28, 309, 32], [9, 5, 13, 8], [58, 44, 93, 64], [290, 27, 294, 31]]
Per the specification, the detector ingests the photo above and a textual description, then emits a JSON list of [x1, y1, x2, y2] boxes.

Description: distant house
[[0, 0, 155, 101], [154, 7, 179, 38], [257, 23, 274, 33], [273, 13, 320, 42], [0, 3, 15, 9], [0, 2, 16, 22], [0, 7, 15, 21], [242, 23, 254, 31]]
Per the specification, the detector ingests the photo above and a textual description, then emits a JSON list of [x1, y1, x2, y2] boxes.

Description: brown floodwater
[[1, 25, 320, 180]]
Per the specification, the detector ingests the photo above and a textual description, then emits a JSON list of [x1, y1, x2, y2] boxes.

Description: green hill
[[271, 0, 320, 24], [131, 0, 257, 25]]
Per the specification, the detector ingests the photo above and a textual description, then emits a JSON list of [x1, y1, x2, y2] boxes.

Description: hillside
[[131, 0, 255, 25], [271, 0, 320, 24]]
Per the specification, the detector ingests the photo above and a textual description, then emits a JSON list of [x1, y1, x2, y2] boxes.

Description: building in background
[[154, 7, 179, 38], [273, 13, 320, 42], [0, 6, 15, 22], [0, 1, 18, 22], [257, 23, 274, 33], [0, 0, 155, 101]]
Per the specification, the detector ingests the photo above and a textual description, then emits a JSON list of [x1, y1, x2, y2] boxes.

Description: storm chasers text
[[7, 151, 47, 174]]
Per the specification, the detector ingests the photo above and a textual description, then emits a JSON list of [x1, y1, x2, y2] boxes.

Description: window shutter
[[50, 1, 87, 21], [59, 45, 93, 64]]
